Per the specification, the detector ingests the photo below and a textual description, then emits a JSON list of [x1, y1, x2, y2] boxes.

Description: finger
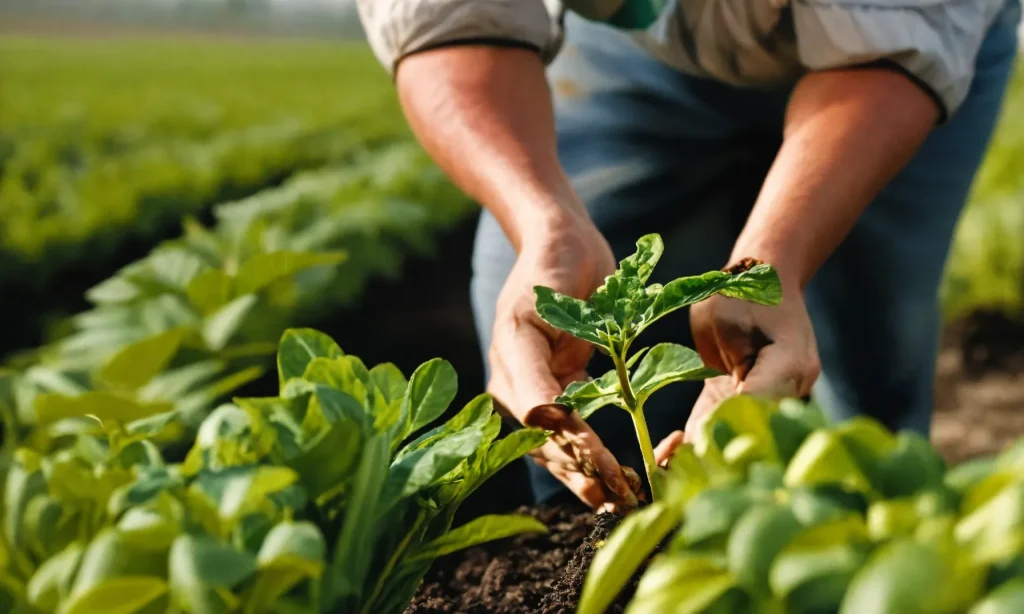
[[655, 430, 685, 467], [684, 377, 734, 444], [735, 344, 810, 399], [533, 453, 610, 509], [504, 323, 567, 413], [716, 321, 772, 382], [560, 411, 634, 503]]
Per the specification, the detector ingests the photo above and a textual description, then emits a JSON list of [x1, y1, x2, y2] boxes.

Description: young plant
[[533, 233, 783, 500]]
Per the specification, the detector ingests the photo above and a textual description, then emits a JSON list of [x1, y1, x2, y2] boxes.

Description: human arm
[[394, 46, 640, 508], [682, 66, 940, 438]]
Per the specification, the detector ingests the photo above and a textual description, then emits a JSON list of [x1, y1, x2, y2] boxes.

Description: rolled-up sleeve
[[791, 0, 1007, 121], [356, 0, 564, 74]]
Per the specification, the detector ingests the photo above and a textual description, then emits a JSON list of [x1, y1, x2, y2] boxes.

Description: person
[[356, 0, 1022, 511]]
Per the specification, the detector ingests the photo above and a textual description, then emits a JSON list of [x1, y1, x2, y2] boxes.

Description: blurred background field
[[0, 0, 1022, 501]]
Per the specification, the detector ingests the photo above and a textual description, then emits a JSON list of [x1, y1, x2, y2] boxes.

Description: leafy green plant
[[0, 328, 548, 614], [577, 393, 1024, 614], [533, 233, 782, 499]]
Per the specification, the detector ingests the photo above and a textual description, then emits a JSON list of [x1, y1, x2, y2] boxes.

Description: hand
[[674, 274, 820, 446], [486, 217, 641, 510]]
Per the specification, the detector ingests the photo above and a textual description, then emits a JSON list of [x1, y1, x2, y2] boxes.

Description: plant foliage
[[0, 328, 547, 614]]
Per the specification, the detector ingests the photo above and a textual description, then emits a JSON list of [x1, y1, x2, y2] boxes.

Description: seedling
[[533, 233, 782, 500]]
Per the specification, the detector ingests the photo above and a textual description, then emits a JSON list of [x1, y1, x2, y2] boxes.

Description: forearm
[[396, 45, 585, 251], [732, 68, 940, 289]]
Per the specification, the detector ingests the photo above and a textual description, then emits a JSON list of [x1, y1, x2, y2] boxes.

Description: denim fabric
[[470, 4, 1022, 504]]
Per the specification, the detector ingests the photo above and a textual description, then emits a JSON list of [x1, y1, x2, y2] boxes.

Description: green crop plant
[[0, 328, 548, 614], [577, 392, 1024, 614], [533, 233, 783, 500]]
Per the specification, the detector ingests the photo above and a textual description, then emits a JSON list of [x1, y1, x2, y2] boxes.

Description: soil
[[406, 504, 645, 614]]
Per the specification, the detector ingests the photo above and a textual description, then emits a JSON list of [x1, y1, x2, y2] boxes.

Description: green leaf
[[556, 370, 622, 420], [169, 535, 256, 613], [234, 250, 346, 295], [727, 504, 803, 592], [410, 514, 547, 562], [186, 268, 233, 314], [97, 329, 184, 389], [955, 481, 1024, 565], [63, 576, 168, 614], [578, 502, 682, 614], [397, 393, 493, 459], [277, 328, 344, 388], [383, 427, 482, 508], [202, 293, 257, 351], [631, 343, 721, 400], [126, 410, 179, 438], [402, 358, 458, 436], [28, 542, 84, 611], [36, 392, 172, 426], [457, 427, 549, 501], [839, 540, 945, 614], [118, 507, 180, 550], [681, 486, 754, 546], [215, 466, 299, 521], [289, 415, 363, 499], [329, 433, 389, 605], [72, 529, 168, 597], [875, 432, 946, 498], [625, 553, 737, 614], [945, 457, 996, 496], [784, 431, 874, 496], [642, 264, 782, 330], [533, 286, 605, 346], [313, 385, 370, 430], [971, 579, 1024, 614], [246, 521, 327, 610], [3, 451, 46, 549], [770, 544, 867, 614], [866, 499, 920, 541]]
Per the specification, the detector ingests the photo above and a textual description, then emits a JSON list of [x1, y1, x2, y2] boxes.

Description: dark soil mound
[[406, 504, 643, 614]]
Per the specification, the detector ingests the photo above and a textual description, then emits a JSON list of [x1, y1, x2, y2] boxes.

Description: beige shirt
[[356, 0, 1010, 118]]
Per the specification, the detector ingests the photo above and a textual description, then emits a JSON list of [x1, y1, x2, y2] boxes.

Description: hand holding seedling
[[486, 220, 642, 510], [534, 234, 783, 501], [683, 278, 819, 444]]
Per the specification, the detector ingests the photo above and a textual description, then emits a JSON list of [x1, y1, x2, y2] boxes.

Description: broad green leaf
[[277, 328, 344, 388], [289, 415, 363, 499], [620, 233, 664, 285], [955, 481, 1024, 565], [370, 362, 407, 430], [770, 544, 867, 613], [23, 494, 64, 559], [866, 500, 919, 541], [330, 433, 389, 605], [126, 410, 179, 438], [313, 385, 369, 430], [785, 431, 873, 496], [97, 329, 184, 389], [698, 395, 778, 469], [72, 529, 168, 597], [727, 504, 803, 592], [4, 451, 46, 549], [63, 576, 168, 614], [681, 486, 754, 546], [625, 346, 650, 369], [533, 286, 604, 346], [402, 358, 458, 436], [216, 466, 298, 520], [257, 520, 326, 573], [641, 264, 782, 330], [303, 357, 372, 405], [234, 250, 346, 295], [118, 507, 180, 550], [875, 432, 946, 498], [28, 542, 84, 611], [971, 580, 1024, 614], [397, 393, 493, 458], [769, 412, 815, 465], [140, 360, 224, 403], [556, 370, 622, 420], [169, 535, 255, 614], [186, 268, 233, 314], [631, 343, 720, 400], [382, 427, 482, 508], [839, 540, 945, 614], [456, 427, 550, 501], [36, 392, 172, 426], [409, 514, 547, 562], [202, 293, 257, 351], [625, 554, 737, 614], [578, 502, 682, 614], [945, 457, 996, 496]]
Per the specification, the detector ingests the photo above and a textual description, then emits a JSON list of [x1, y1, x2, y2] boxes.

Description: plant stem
[[610, 351, 661, 501], [630, 404, 662, 501]]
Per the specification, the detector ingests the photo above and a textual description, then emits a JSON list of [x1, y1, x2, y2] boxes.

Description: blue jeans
[[472, 5, 1022, 504]]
